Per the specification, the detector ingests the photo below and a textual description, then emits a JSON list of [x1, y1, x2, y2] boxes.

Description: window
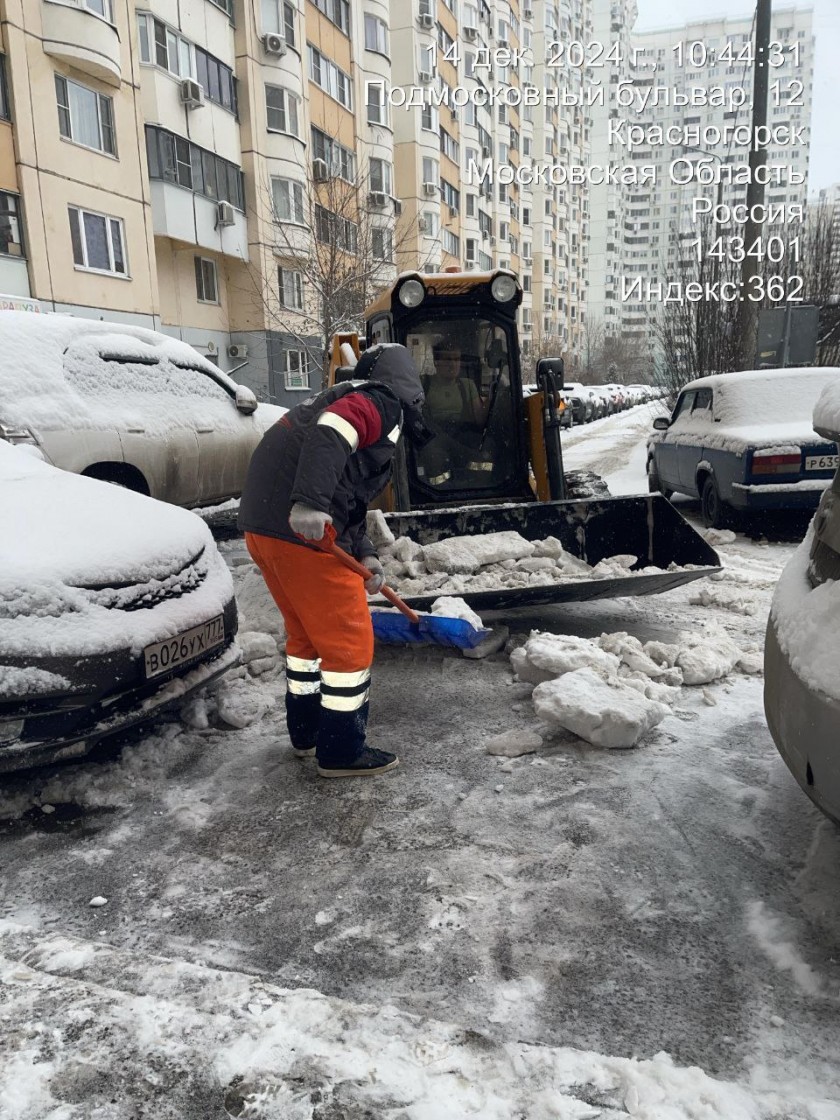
[[312, 0, 350, 35], [80, 0, 112, 19], [195, 47, 236, 112], [440, 127, 459, 162], [137, 15, 194, 78], [308, 47, 352, 109], [314, 204, 357, 252], [369, 158, 392, 194], [372, 228, 393, 260], [271, 177, 305, 224], [0, 55, 9, 121], [366, 82, 386, 126], [261, 0, 296, 47], [55, 76, 116, 156], [422, 156, 439, 185], [145, 126, 245, 210], [441, 179, 459, 212], [68, 206, 127, 275], [421, 103, 438, 133], [207, 0, 234, 16], [421, 211, 438, 237], [278, 267, 303, 309], [311, 128, 355, 180], [364, 14, 388, 55], [194, 256, 218, 303], [282, 349, 310, 390], [265, 85, 299, 135], [0, 192, 24, 258], [443, 230, 459, 256]]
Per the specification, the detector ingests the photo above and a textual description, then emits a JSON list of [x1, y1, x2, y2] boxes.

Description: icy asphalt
[[2, 404, 840, 1119]]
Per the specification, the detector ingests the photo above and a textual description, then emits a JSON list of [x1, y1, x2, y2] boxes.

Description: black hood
[[355, 344, 425, 409]]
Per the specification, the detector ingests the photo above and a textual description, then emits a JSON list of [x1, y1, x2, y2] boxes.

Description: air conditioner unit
[[263, 33, 287, 56], [464, 25, 478, 41], [179, 78, 205, 109], [464, 260, 476, 270], [422, 182, 438, 197], [523, 257, 533, 267], [481, 229, 489, 240], [524, 7, 534, 18], [228, 343, 248, 359], [393, 199, 403, 217], [217, 200, 236, 227], [418, 69, 434, 84], [418, 13, 435, 29], [522, 322, 532, 332], [448, 205, 457, 219], [481, 145, 490, 159], [490, 236, 497, 246], [206, 341, 218, 355], [369, 191, 388, 208], [418, 217, 428, 233]]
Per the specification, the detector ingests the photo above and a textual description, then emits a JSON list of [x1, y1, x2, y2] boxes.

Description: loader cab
[[364, 270, 531, 508]]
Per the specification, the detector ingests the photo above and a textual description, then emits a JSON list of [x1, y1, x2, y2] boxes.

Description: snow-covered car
[[0, 443, 239, 772], [0, 311, 286, 508], [647, 368, 840, 528], [562, 382, 594, 424], [765, 380, 840, 823]]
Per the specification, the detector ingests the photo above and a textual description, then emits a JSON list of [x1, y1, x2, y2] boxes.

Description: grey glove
[[289, 502, 332, 542], [361, 555, 385, 595]]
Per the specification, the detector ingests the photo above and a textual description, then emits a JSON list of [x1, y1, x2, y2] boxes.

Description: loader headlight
[[398, 279, 426, 308], [491, 274, 518, 303]]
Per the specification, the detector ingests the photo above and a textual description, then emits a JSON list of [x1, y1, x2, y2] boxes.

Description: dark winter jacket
[[237, 381, 404, 557]]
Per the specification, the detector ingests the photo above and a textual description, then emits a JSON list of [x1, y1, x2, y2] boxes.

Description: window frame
[[0, 191, 25, 259], [54, 74, 117, 157], [364, 13, 389, 56], [146, 126, 245, 210], [194, 255, 219, 303], [137, 13, 195, 80], [308, 46, 352, 110], [0, 55, 9, 122], [278, 266, 304, 310], [283, 349, 310, 391], [371, 227, 393, 261], [311, 126, 356, 181], [68, 205, 128, 277], [311, 0, 349, 36], [271, 177, 306, 225], [369, 158, 392, 195], [265, 83, 300, 136]]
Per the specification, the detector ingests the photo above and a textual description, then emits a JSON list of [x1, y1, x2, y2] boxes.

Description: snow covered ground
[[2, 405, 840, 1120]]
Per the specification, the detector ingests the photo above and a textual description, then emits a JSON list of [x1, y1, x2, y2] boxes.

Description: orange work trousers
[[244, 531, 374, 672]]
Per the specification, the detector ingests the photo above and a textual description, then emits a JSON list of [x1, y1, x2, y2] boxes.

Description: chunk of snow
[[389, 536, 424, 564], [423, 532, 535, 574], [517, 632, 621, 679], [89, 896, 108, 908], [814, 374, 840, 436], [484, 729, 542, 757], [532, 668, 670, 748], [365, 509, 395, 549], [676, 632, 743, 685], [430, 597, 484, 631]]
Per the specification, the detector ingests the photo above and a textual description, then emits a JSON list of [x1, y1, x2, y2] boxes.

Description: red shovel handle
[[323, 539, 421, 626]]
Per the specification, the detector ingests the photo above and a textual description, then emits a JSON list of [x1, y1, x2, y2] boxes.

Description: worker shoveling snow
[[506, 627, 762, 749]]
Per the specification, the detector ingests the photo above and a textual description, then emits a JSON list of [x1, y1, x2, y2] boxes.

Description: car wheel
[[647, 457, 673, 500], [700, 475, 729, 529]]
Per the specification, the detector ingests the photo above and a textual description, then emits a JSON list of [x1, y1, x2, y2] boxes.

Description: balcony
[[42, 0, 121, 87], [150, 181, 248, 260]]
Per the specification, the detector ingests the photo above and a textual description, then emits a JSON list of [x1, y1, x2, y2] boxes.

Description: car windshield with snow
[[0, 443, 239, 771], [0, 311, 285, 507], [647, 367, 840, 527]]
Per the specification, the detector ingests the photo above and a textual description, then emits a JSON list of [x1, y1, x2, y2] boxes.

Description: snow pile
[[770, 525, 840, 704], [533, 668, 671, 749], [814, 374, 840, 436], [369, 522, 672, 599], [511, 627, 761, 748], [484, 728, 543, 757]]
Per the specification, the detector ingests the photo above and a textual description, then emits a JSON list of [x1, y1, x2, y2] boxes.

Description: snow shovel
[[323, 539, 492, 650]]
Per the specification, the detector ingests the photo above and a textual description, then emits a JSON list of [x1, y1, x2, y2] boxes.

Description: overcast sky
[[633, 0, 840, 193]]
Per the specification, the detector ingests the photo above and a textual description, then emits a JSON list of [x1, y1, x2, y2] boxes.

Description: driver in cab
[[424, 345, 487, 429]]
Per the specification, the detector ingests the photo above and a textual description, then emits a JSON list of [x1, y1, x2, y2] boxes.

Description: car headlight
[[398, 279, 425, 308], [491, 273, 518, 302]]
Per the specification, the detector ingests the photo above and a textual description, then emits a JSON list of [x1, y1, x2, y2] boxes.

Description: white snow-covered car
[[0, 311, 286, 508], [765, 379, 840, 823], [0, 443, 239, 772], [648, 367, 840, 527]]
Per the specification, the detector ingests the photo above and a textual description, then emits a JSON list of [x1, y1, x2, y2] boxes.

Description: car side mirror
[[653, 416, 670, 430], [235, 385, 258, 414]]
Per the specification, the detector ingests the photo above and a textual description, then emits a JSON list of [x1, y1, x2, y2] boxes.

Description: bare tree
[[250, 159, 423, 385], [579, 315, 606, 377]]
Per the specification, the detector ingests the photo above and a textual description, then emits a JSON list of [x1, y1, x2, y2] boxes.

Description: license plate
[[805, 455, 839, 472], [143, 616, 225, 680]]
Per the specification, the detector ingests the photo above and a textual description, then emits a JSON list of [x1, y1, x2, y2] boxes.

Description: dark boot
[[285, 692, 320, 757], [316, 693, 399, 778]]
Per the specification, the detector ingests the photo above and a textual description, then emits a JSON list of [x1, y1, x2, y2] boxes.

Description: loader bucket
[[383, 494, 721, 612]]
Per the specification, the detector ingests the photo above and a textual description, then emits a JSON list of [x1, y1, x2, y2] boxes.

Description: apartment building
[[0, 0, 400, 404], [816, 182, 840, 275], [590, 6, 814, 343]]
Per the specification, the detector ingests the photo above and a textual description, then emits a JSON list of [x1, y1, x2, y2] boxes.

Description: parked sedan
[[0, 311, 286, 508], [0, 443, 239, 772], [647, 367, 840, 527], [765, 381, 840, 823]]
